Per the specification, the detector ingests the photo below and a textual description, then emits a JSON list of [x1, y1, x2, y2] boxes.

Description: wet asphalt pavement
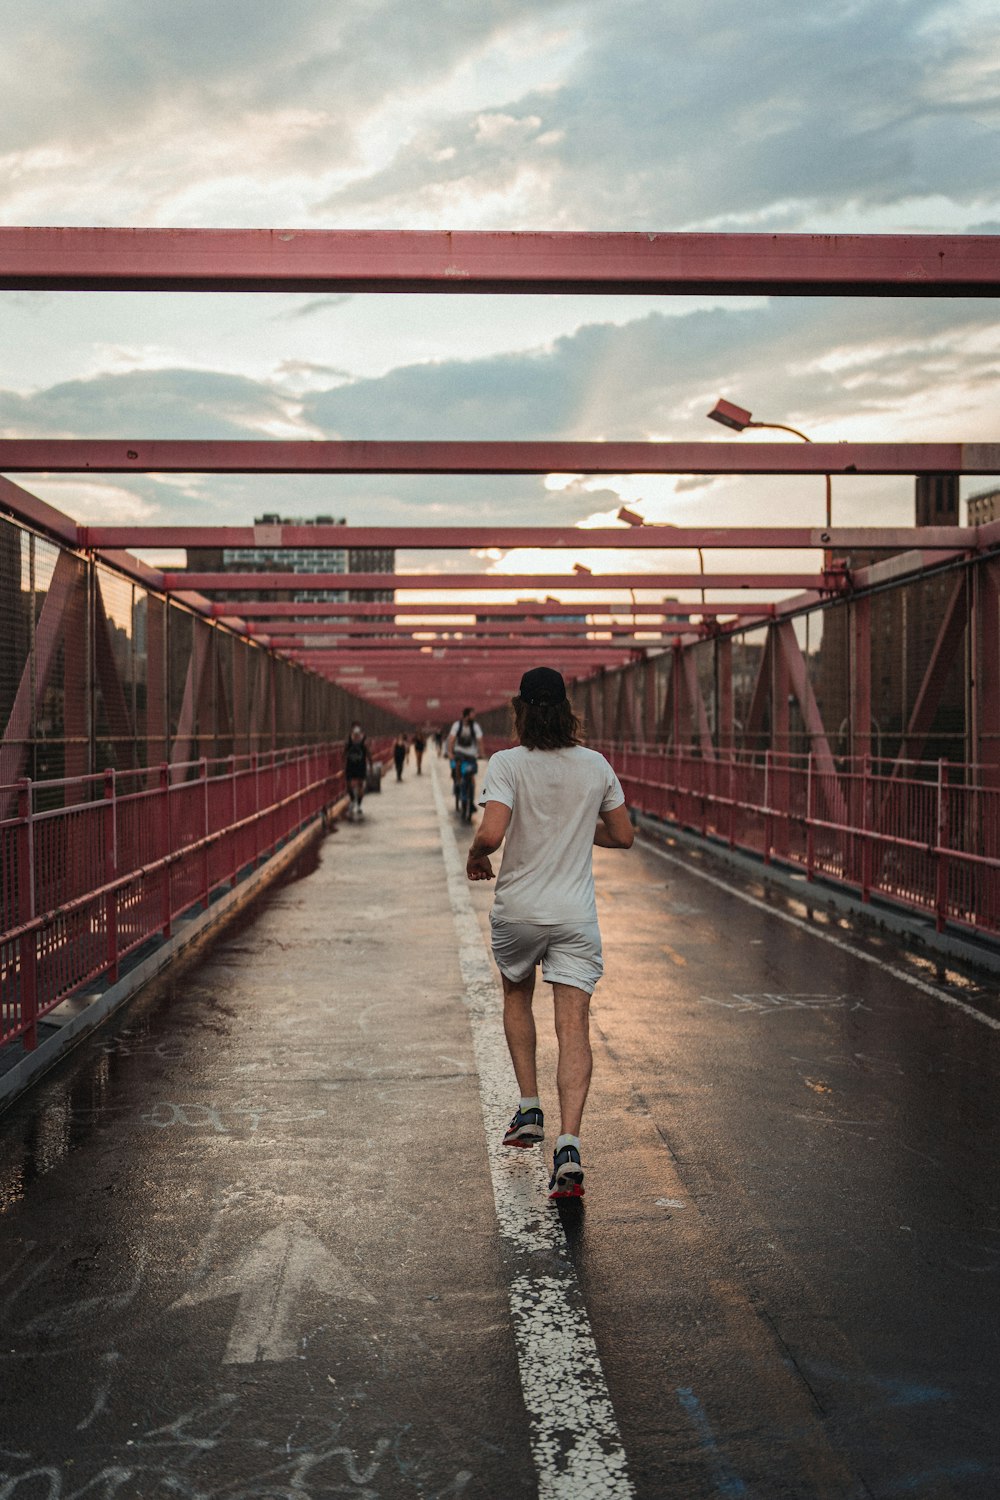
[[0, 754, 998, 1499]]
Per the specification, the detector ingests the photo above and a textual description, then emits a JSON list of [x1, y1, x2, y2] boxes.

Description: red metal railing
[[0, 739, 391, 1054], [597, 743, 1000, 943]]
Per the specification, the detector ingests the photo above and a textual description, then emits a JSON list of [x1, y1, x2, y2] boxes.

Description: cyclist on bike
[[447, 707, 484, 820]]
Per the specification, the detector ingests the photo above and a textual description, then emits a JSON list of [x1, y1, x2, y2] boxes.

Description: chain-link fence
[[1, 514, 404, 811]]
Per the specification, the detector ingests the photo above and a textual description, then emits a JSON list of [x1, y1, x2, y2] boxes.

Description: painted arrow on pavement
[[172, 1220, 374, 1363]]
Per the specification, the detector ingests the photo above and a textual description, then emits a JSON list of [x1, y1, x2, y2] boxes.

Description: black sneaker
[[548, 1143, 584, 1199], [503, 1105, 544, 1149]]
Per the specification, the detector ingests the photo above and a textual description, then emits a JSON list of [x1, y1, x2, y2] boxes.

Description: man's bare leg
[[501, 971, 538, 1099], [552, 983, 593, 1138]]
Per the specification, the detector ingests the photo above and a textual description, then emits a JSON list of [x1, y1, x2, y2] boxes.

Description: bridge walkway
[[1, 754, 998, 1500]]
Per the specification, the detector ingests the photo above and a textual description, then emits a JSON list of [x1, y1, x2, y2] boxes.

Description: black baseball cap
[[518, 666, 567, 707]]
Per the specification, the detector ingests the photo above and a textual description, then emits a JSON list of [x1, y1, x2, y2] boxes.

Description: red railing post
[[17, 780, 38, 1050], [16, 779, 35, 927], [229, 754, 238, 884], [252, 751, 261, 868], [935, 760, 949, 932], [861, 755, 873, 902], [764, 750, 773, 865], [806, 752, 815, 881], [159, 762, 172, 936], [104, 767, 119, 983], [200, 757, 210, 906], [728, 753, 736, 849]]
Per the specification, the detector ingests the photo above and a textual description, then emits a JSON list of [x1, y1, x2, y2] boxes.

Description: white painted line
[[431, 762, 635, 1500], [640, 837, 1000, 1034]]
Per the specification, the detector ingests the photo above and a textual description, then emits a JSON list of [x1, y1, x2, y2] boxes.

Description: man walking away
[[344, 723, 372, 819], [465, 667, 633, 1199]]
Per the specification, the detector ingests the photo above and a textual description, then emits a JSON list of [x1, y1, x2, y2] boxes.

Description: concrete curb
[[634, 811, 1000, 980], [0, 800, 347, 1113]]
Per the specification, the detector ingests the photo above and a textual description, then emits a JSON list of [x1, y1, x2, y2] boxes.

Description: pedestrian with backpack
[[446, 707, 484, 815]]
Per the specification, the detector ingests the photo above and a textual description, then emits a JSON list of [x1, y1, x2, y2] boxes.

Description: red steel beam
[[82, 523, 976, 550], [286, 640, 648, 653], [4, 439, 1000, 475], [166, 571, 826, 592], [313, 660, 643, 673], [328, 660, 642, 671], [2, 228, 998, 296], [263, 623, 676, 639], [215, 600, 774, 618], [330, 665, 602, 679], [0, 473, 79, 547]]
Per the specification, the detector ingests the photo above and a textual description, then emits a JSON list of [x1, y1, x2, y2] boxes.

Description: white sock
[[556, 1133, 580, 1153], [519, 1096, 541, 1112]]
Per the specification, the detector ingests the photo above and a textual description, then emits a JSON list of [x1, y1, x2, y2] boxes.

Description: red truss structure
[[1, 227, 999, 1043]]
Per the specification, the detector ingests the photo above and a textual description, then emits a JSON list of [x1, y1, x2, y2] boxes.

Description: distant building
[[968, 488, 1000, 525], [914, 473, 959, 527], [221, 513, 347, 604], [185, 515, 395, 605], [344, 543, 395, 605]]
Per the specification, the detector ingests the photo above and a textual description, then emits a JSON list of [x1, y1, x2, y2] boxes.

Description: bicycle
[[453, 755, 477, 823]]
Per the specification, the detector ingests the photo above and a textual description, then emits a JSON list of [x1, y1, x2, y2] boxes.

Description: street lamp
[[617, 505, 645, 527], [707, 398, 832, 529], [615, 509, 645, 632], [618, 504, 707, 610]]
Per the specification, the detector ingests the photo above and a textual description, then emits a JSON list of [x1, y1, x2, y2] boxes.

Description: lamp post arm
[[746, 421, 832, 530], [746, 420, 812, 444]]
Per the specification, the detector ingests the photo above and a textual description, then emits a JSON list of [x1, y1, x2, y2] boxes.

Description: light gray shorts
[[490, 914, 604, 995]]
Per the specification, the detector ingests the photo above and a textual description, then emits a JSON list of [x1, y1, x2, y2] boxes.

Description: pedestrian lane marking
[[431, 762, 635, 1500], [642, 838, 1000, 1034]]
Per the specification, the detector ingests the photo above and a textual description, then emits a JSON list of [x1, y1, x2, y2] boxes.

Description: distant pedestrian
[[447, 707, 484, 821], [412, 729, 427, 775], [446, 707, 484, 765], [344, 723, 372, 820], [466, 667, 633, 1200], [393, 733, 408, 782]]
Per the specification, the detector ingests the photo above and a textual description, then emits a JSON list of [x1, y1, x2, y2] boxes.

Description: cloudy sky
[[2, 0, 999, 594]]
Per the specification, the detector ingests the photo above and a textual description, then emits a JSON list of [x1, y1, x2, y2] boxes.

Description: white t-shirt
[[450, 719, 483, 755], [479, 745, 625, 924]]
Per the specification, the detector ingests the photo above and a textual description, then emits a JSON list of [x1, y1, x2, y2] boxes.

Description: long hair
[[511, 695, 583, 750]]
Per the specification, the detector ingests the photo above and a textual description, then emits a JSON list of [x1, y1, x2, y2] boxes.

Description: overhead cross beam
[[2, 228, 998, 296], [256, 615, 719, 633], [166, 571, 828, 592], [214, 600, 776, 619], [79, 523, 977, 549], [3, 439, 999, 476], [291, 641, 649, 655]]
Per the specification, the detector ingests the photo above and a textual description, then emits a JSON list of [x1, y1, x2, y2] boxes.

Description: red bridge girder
[[4, 439, 1000, 475], [167, 571, 827, 592], [215, 600, 775, 619], [2, 227, 998, 296], [79, 523, 976, 550]]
